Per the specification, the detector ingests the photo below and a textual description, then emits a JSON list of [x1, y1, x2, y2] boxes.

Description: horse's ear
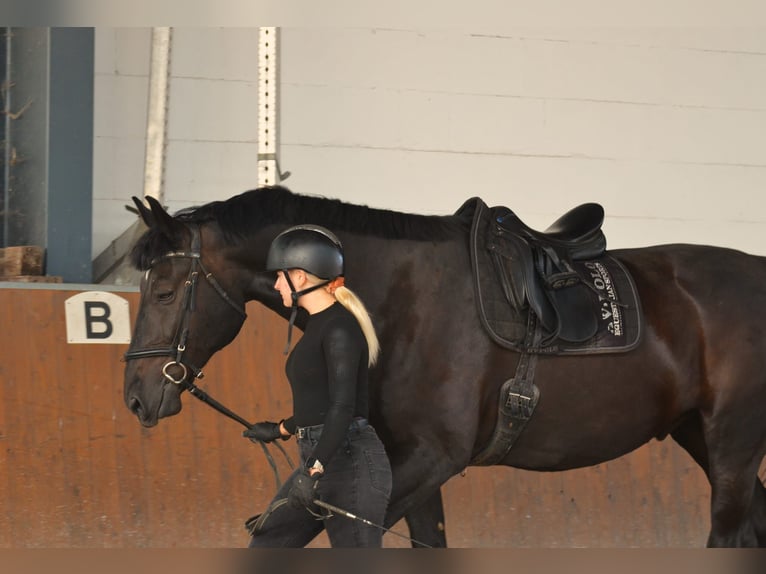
[[132, 196, 155, 227], [143, 195, 182, 237]]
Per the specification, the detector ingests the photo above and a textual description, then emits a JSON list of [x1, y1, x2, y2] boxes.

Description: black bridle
[[123, 224, 294, 484], [124, 224, 247, 382]]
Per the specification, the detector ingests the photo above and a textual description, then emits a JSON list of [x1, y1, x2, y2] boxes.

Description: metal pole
[[257, 27, 280, 187], [2, 28, 11, 247], [143, 27, 172, 203]]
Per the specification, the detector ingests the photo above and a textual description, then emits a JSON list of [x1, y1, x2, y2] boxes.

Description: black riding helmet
[[266, 224, 344, 353], [266, 224, 344, 279]]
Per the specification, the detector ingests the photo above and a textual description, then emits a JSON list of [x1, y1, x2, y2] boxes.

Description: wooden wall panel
[[0, 287, 761, 548]]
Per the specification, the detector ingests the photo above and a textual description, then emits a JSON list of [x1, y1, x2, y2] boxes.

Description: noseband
[[124, 224, 247, 385]]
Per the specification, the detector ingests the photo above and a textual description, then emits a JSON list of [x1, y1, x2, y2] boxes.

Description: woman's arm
[[308, 320, 364, 468]]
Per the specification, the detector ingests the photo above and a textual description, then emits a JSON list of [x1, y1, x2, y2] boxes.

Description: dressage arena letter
[[84, 302, 113, 338], [65, 291, 131, 344]]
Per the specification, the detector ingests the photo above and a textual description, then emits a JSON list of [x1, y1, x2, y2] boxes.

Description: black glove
[[287, 470, 321, 510], [243, 420, 287, 443]]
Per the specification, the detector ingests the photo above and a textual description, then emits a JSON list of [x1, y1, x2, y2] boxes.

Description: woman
[[244, 224, 393, 548]]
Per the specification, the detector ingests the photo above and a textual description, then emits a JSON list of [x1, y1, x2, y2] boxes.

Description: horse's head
[[123, 196, 250, 427]]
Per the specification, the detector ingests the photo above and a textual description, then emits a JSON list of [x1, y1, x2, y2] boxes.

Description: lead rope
[[182, 378, 295, 487]]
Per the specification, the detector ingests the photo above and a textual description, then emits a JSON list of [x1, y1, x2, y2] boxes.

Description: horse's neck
[[223, 234, 300, 326]]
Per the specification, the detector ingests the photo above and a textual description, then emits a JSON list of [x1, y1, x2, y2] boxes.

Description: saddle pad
[[468, 198, 643, 355], [559, 257, 643, 354]]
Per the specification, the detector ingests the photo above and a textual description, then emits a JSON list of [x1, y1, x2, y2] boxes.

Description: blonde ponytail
[[334, 285, 380, 367]]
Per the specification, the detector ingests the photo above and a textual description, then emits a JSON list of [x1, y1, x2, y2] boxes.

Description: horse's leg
[[666, 414, 766, 547], [750, 477, 766, 547], [660, 411, 766, 547], [403, 488, 447, 548], [703, 408, 766, 547], [382, 451, 463, 548], [707, 462, 766, 548], [669, 411, 709, 474]]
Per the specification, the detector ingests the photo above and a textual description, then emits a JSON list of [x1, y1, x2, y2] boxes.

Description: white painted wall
[[92, 27, 766, 261], [93, 28, 151, 259], [92, 27, 261, 258]]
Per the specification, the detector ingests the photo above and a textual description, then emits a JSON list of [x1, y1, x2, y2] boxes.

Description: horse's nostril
[[128, 396, 143, 416]]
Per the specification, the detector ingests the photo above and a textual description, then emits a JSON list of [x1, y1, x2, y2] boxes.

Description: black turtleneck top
[[282, 301, 370, 466]]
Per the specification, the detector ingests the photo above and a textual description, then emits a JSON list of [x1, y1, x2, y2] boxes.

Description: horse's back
[[614, 243, 766, 316]]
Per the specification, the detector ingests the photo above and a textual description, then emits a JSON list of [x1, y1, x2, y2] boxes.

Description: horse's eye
[[156, 290, 175, 303]]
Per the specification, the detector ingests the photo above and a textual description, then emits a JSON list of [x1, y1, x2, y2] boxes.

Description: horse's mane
[[179, 186, 467, 241], [131, 186, 470, 269]]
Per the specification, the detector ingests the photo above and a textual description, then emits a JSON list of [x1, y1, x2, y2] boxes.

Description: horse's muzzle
[[126, 380, 183, 427]]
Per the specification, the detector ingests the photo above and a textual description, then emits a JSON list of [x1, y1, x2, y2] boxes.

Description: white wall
[[93, 28, 151, 259], [92, 27, 766, 260], [92, 27, 261, 258]]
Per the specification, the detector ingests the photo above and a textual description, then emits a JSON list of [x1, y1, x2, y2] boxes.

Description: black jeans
[[248, 419, 392, 548]]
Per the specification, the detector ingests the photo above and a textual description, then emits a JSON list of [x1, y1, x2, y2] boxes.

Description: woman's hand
[[243, 420, 290, 443], [288, 470, 320, 510]]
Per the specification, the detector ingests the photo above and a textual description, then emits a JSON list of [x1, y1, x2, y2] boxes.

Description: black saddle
[[495, 202, 606, 258], [459, 197, 641, 352], [488, 202, 605, 342]]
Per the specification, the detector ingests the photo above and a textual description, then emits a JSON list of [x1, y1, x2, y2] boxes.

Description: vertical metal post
[[1, 28, 10, 247], [143, 27, 172, 203], [47, 27, 94, 282], [257, 27, 280, 187]]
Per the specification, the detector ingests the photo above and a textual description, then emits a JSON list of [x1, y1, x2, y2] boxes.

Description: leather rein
[[123, 224, 294, 484]]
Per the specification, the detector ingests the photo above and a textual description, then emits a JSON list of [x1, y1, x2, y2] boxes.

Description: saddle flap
[[532, 242, 599, 342], [488, 229, 558, 334], [545, 280, 599, 342]]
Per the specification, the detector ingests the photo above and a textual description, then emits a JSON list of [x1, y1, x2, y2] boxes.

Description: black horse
[[123, 186, 766, 547]]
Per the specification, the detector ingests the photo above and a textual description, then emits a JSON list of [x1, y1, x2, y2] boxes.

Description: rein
[[185, 377, 296, 486], [124, 224, 294, 486]]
